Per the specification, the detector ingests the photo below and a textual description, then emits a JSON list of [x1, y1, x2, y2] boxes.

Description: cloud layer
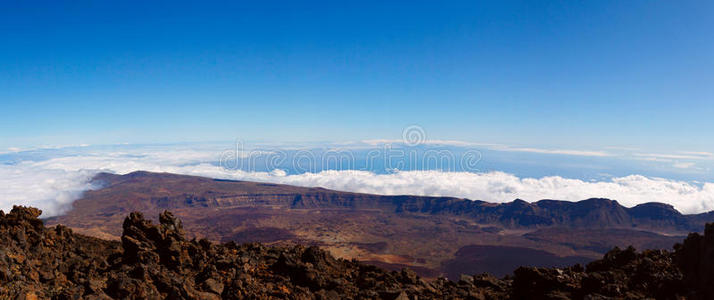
[[267, 171, 714, 214], [2, 145, 714, 217]]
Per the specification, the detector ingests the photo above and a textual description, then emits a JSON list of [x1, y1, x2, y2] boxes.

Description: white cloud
[[361, 139, 498, 147], [0, 164, 98, 217], [360, 140, 612, 157], [2, 145, 714, 217], [251, 171, 714, 214], [673, 162, 696, 169], [604, 146, 640, 151], [635, 153, 714, 161], [493, 147, 612, 157], [680, 151, 714, 157]]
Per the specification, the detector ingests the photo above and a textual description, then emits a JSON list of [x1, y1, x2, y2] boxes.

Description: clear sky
[[1, 1, 713, 152]]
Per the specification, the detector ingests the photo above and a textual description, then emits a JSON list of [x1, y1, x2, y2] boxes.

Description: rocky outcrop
[[674, 223, 714, 299], [0, 206, 119, 299], [4, 205, 714, 299], [105, 210, 510, 299], [511, 247, 685, 299], [0, 206, 510, 299]]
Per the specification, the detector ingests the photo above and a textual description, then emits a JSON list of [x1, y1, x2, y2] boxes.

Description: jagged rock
[[674, 222, 714, 299], [202, 278, 223, 295], [2, 206, 714, 299], [0, 206, 120, 299]]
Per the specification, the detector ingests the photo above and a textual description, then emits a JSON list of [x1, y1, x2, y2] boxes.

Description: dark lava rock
[[0, 206, 509, 299], [2, 205, 714, 299], [0, 206, 119, 299], [674, 222, 714, 299]]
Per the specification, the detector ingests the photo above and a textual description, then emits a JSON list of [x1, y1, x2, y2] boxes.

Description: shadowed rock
[[3, 205, 714, 299]]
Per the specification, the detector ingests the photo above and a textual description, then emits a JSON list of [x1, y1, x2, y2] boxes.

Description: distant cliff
[[45, 171, 710, 278], [83, 171, 711, 232]]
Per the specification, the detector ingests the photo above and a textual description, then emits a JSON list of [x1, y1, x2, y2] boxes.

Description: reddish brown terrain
[[6, 205, 714, 299], [46, 171, 713, 279]]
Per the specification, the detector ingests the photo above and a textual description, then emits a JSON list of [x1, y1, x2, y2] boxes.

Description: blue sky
[[1, 1, 713, 152]]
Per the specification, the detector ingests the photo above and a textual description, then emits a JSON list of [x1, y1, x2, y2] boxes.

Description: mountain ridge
[[46, 171, 709, 278], [82, 171, 709, 232]]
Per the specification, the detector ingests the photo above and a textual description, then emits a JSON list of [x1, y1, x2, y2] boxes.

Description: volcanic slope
[[47, 171, 710, 278]]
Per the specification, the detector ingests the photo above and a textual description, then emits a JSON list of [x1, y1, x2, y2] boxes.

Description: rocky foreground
[[1, 206, 714, 299]]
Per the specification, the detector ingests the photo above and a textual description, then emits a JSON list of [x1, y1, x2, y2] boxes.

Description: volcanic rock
[[3, 205, 714, 299]]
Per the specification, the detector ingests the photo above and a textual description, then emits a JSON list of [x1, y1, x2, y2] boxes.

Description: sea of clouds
[[1, 144, 714, 217]]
